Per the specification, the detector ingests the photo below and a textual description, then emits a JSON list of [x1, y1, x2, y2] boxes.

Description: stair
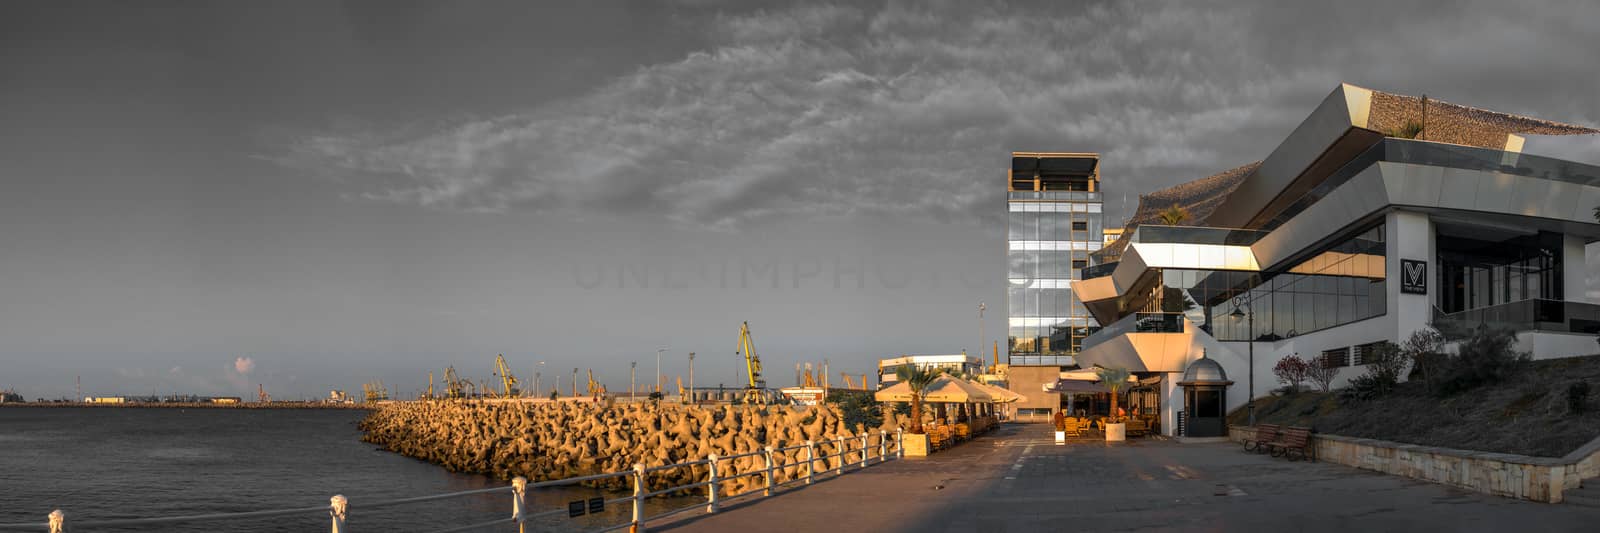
[[1564, 482, 1600, 507]]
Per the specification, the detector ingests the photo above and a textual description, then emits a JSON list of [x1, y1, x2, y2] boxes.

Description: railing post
[[834, 436, 845, 475], [896, 428, 905, 458], [879, 429, 889, 463], [705, 454, 719, 514], [511, 476, 527, 533], [329, 495, 347, 533], [631, 463, 646, 533], [804, 440, 816, 485], [47, 510, 64, 533], [860, 433, 869, 468], [762, 446, 775, 497]]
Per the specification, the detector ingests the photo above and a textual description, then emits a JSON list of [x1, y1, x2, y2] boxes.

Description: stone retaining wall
[[1230, 426, 1600, 504]]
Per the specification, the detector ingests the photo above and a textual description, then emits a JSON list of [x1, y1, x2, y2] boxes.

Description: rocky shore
[[360, 401, 907, 495]]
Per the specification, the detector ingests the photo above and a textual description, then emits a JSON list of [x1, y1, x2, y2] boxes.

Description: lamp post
[[535, 361, 545, 398], [1228, 296, 1256, 426], [630, 362, 637, 402], [656, 348, 667, 395], [978, 301, 986, 370], [688, 352, 696, 404], [572, 368, 578, 398]]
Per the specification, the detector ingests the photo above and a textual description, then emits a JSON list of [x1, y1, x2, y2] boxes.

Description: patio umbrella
[[873, 380, 916, 402], [976, 382, 1024, 403], [919, 376, 994, 403]]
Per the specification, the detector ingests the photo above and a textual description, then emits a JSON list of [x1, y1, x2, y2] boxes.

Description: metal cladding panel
[[1208, 85, 1362, 228], [1509, 177, 1554, 217], [1475, 172, 1517, 214], [1386, 162, 1443, 208], [1576, 187, 1600, 222], [1251, 166, 1387, 269], [1543, 180, 1583, 221], [1436, 168, 1480, 211]]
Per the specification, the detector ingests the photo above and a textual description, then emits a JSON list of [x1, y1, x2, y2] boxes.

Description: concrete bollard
[[329, 495, 347, 533], [511, 476, 527, 532], [860, 434, 869, 468], [47, 510, 64, 533], [804, 440, 816, 485], [705, 454, 719, 514], [762, 446, 775, 497], [896, 428, 905, 458], [631, 464, 646, 533], [880, 430, 889, 463]]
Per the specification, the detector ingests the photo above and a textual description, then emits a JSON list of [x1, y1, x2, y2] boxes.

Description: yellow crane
[[802, 368, 818, 388], [493, 354, 519, 398], [736, 321, 766, 403], [426, 371, 434, 400], [362, 381, 389, 403], [676, 376, 686, 403], [443, 366, 464, 400], [585, 369, 606, 398]]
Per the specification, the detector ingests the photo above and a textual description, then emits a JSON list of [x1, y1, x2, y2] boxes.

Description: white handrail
[[0, 431, 906, 533]]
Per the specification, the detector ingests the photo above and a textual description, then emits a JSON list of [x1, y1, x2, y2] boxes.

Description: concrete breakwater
[[360, 401, 907, 495]]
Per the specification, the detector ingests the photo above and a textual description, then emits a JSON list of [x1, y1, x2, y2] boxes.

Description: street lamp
[[1228, 296, 1255, 426], [978, 301, 986, 370], [656, 348, 667, 395], [630, 362, 636, 402], [688, 352, 696, 404], [535, 361, 545, 398]]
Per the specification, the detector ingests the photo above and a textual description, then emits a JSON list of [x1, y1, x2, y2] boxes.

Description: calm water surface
[[0, 407, 667, 532]]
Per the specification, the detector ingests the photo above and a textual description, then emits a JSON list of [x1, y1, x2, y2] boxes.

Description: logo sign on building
[[1400, 259, 1427, 294]]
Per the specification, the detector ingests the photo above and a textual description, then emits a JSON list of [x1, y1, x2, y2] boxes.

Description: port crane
[[585, 369, 606, 399], [362, 381, 389, 403], [257, 384, 271, 403], [735, 321, 767, 404], [442, 366, 465, 400], [839, 373, 867, 390], [493, 354, 520, 398]]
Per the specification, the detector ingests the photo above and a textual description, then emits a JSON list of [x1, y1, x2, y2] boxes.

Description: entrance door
[[1185, 388, 1226, 437]]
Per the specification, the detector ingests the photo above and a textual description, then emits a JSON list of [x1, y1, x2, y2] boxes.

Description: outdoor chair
[[1062, 417, 1083, 437]]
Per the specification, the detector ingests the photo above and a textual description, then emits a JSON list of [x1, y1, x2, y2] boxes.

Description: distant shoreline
[[0, 402, 371, 410]]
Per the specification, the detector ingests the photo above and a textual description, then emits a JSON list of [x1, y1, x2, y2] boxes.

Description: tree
[[1272, 354, 1311, 393], [1096, 366, 1132, 421], [896, 365, 941, 434], [1401, 327, 1447, 394], [1158, 205, 1190, 225], [1307, 353, 1340, 392]]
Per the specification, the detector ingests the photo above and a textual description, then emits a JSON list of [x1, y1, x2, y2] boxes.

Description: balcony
[[1007, 191, 1102, 202], [1433, 299, 1600, 340]]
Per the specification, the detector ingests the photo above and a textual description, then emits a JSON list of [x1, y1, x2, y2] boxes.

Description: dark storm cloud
[[280, 0, 1600, 228]]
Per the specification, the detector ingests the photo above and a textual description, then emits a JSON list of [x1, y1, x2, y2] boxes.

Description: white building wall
[[1564, 234, 1593, 304], [1389, 209, 1436, 346]]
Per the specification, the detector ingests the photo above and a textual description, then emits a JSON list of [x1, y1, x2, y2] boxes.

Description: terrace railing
[[0, 429, 904, 533]]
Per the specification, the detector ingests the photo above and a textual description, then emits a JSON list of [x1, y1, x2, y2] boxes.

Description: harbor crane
[[362, 381, 389, 403], [585, 369, 606, 399], [493, 354, 520, 398], [442, 366, 465, 400], [839, 373, 867, 390], [257, 384, 271, 403], [736, 321, 767, 404]]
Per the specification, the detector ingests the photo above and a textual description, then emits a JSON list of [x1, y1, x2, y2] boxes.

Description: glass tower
[[1007, 152, 1103, 366]]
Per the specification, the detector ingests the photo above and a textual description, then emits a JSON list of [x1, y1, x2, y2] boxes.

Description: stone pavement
[[650, 423, 1599, 532]]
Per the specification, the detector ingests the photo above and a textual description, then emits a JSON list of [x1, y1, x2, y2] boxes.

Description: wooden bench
[[1264, 426, 1315, 461], [1243, 423, 1281, 453]]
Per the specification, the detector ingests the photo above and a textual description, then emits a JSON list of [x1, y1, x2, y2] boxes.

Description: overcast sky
[[3, 0, 1597, 400]]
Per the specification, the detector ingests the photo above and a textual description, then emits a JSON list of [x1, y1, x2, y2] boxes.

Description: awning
[[976, 382, 1025, 403]]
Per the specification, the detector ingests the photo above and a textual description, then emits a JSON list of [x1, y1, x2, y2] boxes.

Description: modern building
[[877, 354, 985, 389], [1005, 152, 1106, 415], [1070, 83, 1600, 437]]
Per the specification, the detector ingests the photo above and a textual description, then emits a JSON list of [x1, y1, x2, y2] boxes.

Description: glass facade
[[1006, 153, 1103, 366], [1437, 230, 1565, 314], [1108, 224, 1389, 342]]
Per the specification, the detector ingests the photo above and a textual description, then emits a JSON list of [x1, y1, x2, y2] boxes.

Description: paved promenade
[[651, 423, 1598, 532]]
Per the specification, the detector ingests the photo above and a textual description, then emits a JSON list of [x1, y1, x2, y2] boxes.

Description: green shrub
[[1388, 120, 1424, 139], [829, 392, 883, 432], [1436, 325, 1529, 396], [1340, 341, 1405, 402]]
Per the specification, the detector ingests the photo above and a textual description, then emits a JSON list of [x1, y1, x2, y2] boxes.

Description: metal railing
[[0, 429, 903, 533]]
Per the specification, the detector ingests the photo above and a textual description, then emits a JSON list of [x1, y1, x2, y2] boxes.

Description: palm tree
[[1158, 205, 1190, 226], [896, 365, 941, 434], [1095, 366, 1132, 422], [1592, 204, 1598, 222]]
